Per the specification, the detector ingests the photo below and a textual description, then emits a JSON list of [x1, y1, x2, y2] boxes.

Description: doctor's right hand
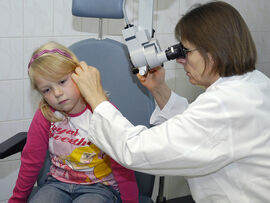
[[137, 66, 171, 110], [136, 66, 166, 92]]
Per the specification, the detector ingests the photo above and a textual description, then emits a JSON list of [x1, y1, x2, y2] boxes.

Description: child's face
[[35, 73, 86, 114]]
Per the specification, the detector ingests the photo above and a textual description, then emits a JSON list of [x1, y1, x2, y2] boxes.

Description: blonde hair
[[28, 41, 80, 122]]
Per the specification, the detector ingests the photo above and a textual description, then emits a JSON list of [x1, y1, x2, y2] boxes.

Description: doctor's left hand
[[72, 61, 108, 110]]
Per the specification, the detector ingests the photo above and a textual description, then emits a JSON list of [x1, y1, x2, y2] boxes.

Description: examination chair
[[71, 1, 194, 202]]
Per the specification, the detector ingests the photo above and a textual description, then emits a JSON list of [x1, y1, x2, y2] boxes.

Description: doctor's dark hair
[[175, 1, 257, 77], [28, 41, 80, 122]]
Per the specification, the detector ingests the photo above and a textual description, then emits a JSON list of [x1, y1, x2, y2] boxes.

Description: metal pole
[[98, 18, 103, 40], [138, 0, 154, 37], [156, 176, 166, 203]]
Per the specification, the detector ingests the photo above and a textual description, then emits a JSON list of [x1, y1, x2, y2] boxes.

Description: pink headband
[[28, 48, 73, 69]]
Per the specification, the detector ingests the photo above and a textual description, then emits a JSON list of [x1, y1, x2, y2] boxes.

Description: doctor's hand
[[137, 66, 171, 110], [137, 66, 166, 92], [71, 61, 108, 110]]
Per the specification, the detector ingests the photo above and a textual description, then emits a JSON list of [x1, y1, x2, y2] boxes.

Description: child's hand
[[72, 61, 108, 110]]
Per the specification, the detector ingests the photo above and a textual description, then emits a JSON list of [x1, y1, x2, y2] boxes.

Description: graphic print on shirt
[[59, 145, 112, 180], [48, 110, 115, 185]]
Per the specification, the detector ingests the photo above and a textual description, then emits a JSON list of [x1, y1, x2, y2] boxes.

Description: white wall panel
[[24, 0, 53, 37], [0, 0, 23, 37], [0, 38, 23, 80]]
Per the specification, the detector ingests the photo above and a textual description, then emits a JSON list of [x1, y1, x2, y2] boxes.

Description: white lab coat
[[88, 70, 270, 203]]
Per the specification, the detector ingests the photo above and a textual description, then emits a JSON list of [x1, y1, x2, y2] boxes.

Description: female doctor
[[72, 1, 270, 203]]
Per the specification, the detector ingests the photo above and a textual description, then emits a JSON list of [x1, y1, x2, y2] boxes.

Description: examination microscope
[[122, 24, 186, 75], [121, 1, 180, 202], [122, 24, 183, 203]]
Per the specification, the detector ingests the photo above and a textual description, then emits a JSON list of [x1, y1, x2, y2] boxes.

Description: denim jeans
[[29, 176, 122, 203]]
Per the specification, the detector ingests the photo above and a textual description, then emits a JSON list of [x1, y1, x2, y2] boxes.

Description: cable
[[122, 0, 131, 26]]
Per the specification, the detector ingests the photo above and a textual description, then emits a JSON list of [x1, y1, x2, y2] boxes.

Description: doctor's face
[[176, 40, 220, 88]]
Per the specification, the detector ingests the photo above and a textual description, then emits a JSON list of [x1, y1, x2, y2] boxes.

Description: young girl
[[9, 41, 139, 203]]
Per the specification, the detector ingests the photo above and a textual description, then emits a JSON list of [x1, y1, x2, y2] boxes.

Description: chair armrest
[[0, 132, 27, 159]]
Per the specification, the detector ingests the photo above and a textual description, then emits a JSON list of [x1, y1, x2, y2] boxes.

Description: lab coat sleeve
[[150, 91, 189, 125], [88, 93, 233, 177]]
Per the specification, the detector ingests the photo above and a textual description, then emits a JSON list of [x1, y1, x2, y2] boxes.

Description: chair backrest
[[69, 38, 155, 126], [71, 0, 155, 127]]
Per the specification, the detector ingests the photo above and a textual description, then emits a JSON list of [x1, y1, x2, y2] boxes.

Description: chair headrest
[[72, 0, 124, 19]]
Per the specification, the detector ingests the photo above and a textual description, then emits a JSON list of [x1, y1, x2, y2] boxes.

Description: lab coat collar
[[206, 70, 256, 92]]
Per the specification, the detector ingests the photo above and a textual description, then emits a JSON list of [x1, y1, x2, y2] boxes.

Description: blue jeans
[[29, 176, 122, 203]]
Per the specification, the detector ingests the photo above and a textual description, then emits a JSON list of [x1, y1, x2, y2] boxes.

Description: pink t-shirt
[[9, 107, 138, 203]]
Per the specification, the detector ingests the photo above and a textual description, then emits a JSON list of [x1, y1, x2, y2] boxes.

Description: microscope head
[[123, 25, 186, 75]]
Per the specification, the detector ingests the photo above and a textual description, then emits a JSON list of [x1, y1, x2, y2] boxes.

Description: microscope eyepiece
[[165, 43, 186, 60]]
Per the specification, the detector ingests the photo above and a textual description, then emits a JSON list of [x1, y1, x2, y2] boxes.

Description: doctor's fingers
[[75, 61, 98, 74], [79, 61, 92, 71], [72, 67, 100, 90], [136, 66, 162, 80], [73, 67, 100, 83], [137, 74, 146, 82]]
